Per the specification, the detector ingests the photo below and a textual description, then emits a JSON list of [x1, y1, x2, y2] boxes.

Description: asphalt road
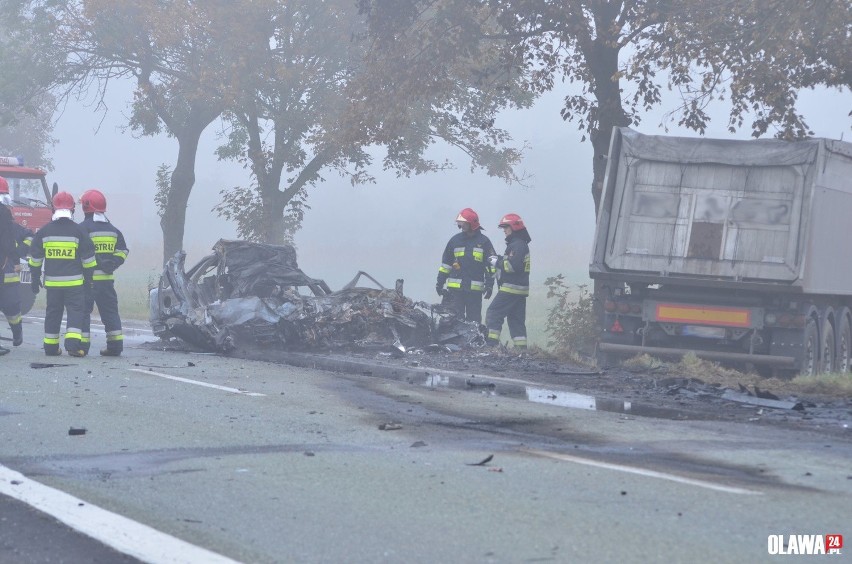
[[1, 317, 850, 563]]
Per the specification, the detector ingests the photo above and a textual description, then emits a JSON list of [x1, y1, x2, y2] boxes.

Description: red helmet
[[456, 208, 480, 230], [0, 177, 8, 194], [52, 191, 76, 211], [498, 213, 525, 231], [80, 189, 107, 213]]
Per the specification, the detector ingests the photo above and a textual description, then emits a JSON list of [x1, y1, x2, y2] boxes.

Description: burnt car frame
[[149, 239, 482, 353]]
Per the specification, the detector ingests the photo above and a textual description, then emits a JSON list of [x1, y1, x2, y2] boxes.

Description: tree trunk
[[160, 134, 199, 264], [159, 107, 219, 264], [260, 196, 288, 245], [586, 33, 630, 216]]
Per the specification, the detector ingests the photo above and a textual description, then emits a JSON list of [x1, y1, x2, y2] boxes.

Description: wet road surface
[[1, 318, 850, 562]]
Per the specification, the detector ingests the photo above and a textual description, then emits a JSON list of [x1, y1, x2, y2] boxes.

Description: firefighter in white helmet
[[0, 176, 33, 349], [0, 176, 19, 355]]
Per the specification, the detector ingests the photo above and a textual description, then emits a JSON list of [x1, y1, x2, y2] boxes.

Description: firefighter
[[0, 177, 34, 347], [435, 208, 496, 323], [485, 213, 531, 350], [28, 191, 97, 356], [0, 177, 18, 355], [77, 189, 128, 356]]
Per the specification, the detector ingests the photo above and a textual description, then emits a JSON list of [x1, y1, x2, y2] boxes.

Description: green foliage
[[213, 183, 308, 245], [153, 164, 170, 219], [544, 276, 597, 359]]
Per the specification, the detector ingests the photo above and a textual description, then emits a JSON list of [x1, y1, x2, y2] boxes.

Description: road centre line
[[525, 449, 761, 495], [0, 464, 240, 564], [129, 368, 266, 396]]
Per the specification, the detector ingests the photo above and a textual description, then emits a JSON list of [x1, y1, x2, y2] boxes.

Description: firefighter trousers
[[485, 291, 527, 349], [446, 289, 484, 323], [44, 285, 85, 355], [82, 280, 123, 354], [0, 282, 22, 345]]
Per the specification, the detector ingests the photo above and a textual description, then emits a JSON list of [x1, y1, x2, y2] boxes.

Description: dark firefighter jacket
[[0, 204, 16, 273], [437, 230, 496, 292], [496, 231, 530, 296], [79, 216, 129, 281], [28, 218, 97, 287], [3, 223, 33, 284]]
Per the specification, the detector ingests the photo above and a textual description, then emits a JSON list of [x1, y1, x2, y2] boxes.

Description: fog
[[47, 83, 850, 304]]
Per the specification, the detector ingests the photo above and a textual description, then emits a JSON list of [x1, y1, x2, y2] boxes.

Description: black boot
[[11, 323, 22, 346], [100, 348, 121, 357]]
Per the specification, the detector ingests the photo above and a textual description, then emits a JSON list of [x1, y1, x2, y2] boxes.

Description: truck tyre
[[820, 320, 835, 374], [801, 318, 819, 376], [837, 313, 852, 373], [17, 283, 36, 315]]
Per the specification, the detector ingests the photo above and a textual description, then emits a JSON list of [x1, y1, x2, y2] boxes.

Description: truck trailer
[[590, 128, 852, 375]]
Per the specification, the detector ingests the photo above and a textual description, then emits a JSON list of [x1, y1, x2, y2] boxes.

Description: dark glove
[[30, 277, 40, 295], [436, 283, 447, 297], [483, 287, 493, 299], [98, 258, 116, 274]]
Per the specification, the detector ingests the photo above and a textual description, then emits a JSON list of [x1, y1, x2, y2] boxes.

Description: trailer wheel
[[837, 313, 852, 373], [820, 320, 835, 374], [801, 318, 819, 376]]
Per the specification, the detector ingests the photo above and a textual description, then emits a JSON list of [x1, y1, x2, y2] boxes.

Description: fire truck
[[0, 156, 57, 314]]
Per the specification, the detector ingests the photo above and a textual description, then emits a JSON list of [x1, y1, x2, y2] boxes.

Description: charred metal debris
[[149, 240, 484, 353]]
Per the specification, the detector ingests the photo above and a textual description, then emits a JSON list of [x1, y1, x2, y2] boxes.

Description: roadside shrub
[[623, 353, 667, 372], [545, 276, 597, 359], [792, 372, 852, 395]]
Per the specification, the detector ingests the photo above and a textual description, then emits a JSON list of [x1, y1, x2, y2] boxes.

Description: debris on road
[[378, 423, 403, 431], [721, 389, 804, 411], [466, 454, 494, 466], [31, 363, 72, 369], [149, 240, 485, 354], [68, 427, 87, 436]]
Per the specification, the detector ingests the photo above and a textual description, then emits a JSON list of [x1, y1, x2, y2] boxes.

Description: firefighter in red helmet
[[485, 213, 531, 350], [435, 207, 496, 323], [77, 189, 128, 356], [28, 191, 97, 356]]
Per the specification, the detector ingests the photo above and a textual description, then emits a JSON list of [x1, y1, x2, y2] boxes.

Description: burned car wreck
[[149, 240, 484, 353]]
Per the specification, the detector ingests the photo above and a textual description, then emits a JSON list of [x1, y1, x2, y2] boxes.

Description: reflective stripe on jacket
[[436, 229, 495, 292], [79, 216, 129, 281], [29, 218, 96, 287], [496, 233, 530, 296]]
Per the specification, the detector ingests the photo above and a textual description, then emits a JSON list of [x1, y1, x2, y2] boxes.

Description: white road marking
[[129, 369, 265, 396], [526, 449, 761, 495], [0, 464, 240, 564]]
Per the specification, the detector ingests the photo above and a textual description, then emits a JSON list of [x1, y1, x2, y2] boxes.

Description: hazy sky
[[47, 81, 851, 301]]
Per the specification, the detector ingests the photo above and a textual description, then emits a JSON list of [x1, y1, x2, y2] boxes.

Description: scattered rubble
[[149, 240, 483, 354], [721, 389, 804, 411], [466, 454, 494, 466], [146, 241, 852, 435]]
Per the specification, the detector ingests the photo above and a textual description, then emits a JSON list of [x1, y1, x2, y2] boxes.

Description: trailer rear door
[[602, 130, 819, 282]]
